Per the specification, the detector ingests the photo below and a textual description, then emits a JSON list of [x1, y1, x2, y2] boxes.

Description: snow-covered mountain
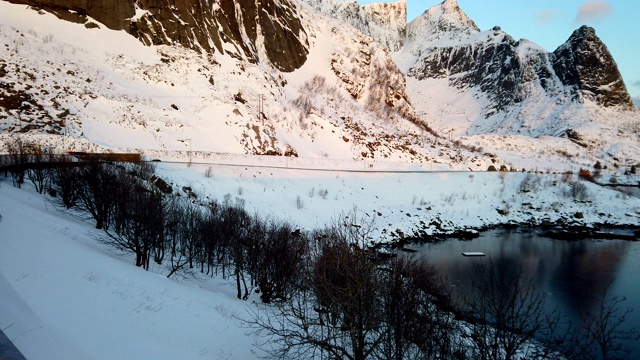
[[301, 0, 406, 52], [0, 0, 638, 169], [393, 0, 639, 166], [397, 0, 634, 117]]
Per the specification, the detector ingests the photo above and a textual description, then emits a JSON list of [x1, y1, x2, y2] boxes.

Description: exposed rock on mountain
[[0, 0, 637, 166], [407, 29, 522, 115], [301, 0, 406, 52], [5, 0, 135, 29], [361, 1, 406, 52], [401, 0, 635, 118], [6, 0, 310, 72], [405, 0, 478, 45], [330, 27, 416, 122], [552, 25, 634, 109]]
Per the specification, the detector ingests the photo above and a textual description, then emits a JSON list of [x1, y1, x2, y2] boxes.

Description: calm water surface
[[407, 228, 640, 357]]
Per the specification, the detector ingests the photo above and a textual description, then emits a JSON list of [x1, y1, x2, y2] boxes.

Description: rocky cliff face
[[407, 27, 567, 117], [301, 0, 406, 52], [5, 0, 135, 29], [552, 25, 633, 109], [330, 28, 416, 122], [403, 0, 635, 117], [6, 0, 309, 72]]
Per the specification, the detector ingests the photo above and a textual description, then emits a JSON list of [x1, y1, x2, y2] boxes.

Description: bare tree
[[249, 219, 307, 303], [312, 231, 382, 360], [461, 259, 560, 360], [24, 146, 49, 194], [76, 163, 119, 229], [48, 154, 82, 209], [164, 196, 205, 278], [377, 257, 462, 360], [579, 281, 640, 360], [107, 167, 164, 270], [198, 201, 221, 276], [215, 204, 252, 299], [3, 135, 31, 188], [249, 211, 386, 360]]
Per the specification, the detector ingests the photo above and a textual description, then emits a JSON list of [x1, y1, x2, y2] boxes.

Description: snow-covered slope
[[300, 0, 407, 52], [395, 0, 640, 167], [0, 0, 492, 169], [0, 0, 639, 170], [2, 151, 640, 359], [0, 180, 263, 360]]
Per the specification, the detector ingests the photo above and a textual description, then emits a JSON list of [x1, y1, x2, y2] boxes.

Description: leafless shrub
[[566, 181, 590, 202], [296, 196, 304, 209], [578, 282, 640, 360], [461, 260, 564, 360], [248, 210, 459, 360], [318, 188, 329, 199], [519, 173, 542, 193], [49, 154, 82, 209]]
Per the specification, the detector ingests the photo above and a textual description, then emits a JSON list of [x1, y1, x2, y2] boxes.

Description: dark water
[[406, 228, 640, 358]]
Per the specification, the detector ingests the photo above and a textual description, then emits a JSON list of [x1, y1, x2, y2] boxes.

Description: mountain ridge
[[0, 0, 638, 169]]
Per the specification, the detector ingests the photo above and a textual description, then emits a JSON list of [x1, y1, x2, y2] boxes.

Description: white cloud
[[536, 9, 557, 25], [575, 1, 612, 23]]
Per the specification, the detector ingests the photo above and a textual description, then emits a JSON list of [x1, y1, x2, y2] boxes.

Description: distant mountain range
[[1, 0, 638, 168]]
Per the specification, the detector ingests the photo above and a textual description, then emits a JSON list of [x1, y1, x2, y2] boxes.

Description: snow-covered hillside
[[0, 179, 263, 360], [395, 0, 640, 167], [0, 0, 494, 170], [2, 0, 639, 171], [1, 1, 639, 358], [2, 152, 640, 359]]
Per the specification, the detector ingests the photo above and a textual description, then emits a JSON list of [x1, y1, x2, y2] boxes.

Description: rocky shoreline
[[378, 222, 640, 252]]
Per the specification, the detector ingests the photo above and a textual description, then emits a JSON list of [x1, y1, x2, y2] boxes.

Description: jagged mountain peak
[[397, 2, 638, 159], [441, 0, 461, 12], [405, 0, 479, 52], [300, 0, 406, 52], [552, 25, 634, 109], [421, 0, 478, 34]]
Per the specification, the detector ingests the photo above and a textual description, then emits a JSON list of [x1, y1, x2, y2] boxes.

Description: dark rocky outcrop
[[6, 0, 309, 72], [302, 0, 407, 52], [552, 25, 634, 109], [404, 1, 556, 116], [5, 0, 135, 29], [405, 1, 635, 117], [408, 30, 556, 115]]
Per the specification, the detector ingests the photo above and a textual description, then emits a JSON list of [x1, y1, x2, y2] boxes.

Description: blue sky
[[358, 0, 640, 101]]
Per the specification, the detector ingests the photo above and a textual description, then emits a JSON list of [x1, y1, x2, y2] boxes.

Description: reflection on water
[[551, 239, 629, 317], [407, 228, 640, 357]]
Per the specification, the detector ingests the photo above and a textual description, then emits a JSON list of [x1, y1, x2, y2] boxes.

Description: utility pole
[[258, 95, 264, 125]]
